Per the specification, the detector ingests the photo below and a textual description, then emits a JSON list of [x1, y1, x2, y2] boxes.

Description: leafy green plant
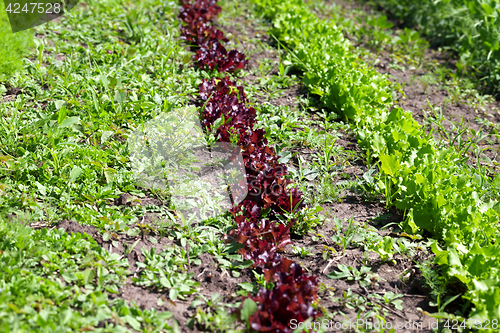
[[415, 260, 455, 313], [330, 216, 379, 254], [370, 236, 395, 262], [286, 203, 325, 235], [0, 216, 181, 331], [251, 271, 274, 290], [292, 245, 314, 258], [365, 0, 500, 94], [133, 246, 200, 301], [362, 15, 394, 50], [328, 264, 380, 288], [187, 293, 241, 332], [317, 134, 339, 174], [330, 217, 351, 254], [380, 291, 403, 311], [393, 28, 429, 58]]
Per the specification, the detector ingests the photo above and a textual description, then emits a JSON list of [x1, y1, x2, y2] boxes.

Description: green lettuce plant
[[252, 0, 500, 325]]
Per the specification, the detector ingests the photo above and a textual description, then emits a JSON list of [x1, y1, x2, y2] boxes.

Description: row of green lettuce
[[251, 0, 500, 326], [0, 1, 34, 81], [363, 0, 500, 94]]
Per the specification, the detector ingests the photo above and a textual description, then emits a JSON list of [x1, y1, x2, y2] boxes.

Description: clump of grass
[[0, 1, 34, 81]]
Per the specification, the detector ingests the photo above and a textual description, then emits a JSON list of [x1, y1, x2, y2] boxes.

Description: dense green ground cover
[[0, 0, 196, 227], [0, 217, 178, 332], [3, 0, 500, 330], [0, 0, 214, 330], [363, 0, 500, 95], [0, 1, 34, 81], [252, 0, 500, 326]]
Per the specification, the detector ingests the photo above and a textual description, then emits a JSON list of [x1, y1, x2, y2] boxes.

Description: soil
[[1, 85, 23, 103]]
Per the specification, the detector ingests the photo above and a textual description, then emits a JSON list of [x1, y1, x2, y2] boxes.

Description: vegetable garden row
[[177, 0, 320, 330], [363, 0, 500, 95], [165, 0, 500, 328], [251, 0, 500, 326], [1, 0, 500, 331]]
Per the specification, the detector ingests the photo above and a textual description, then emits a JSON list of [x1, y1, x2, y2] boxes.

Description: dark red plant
[[179, 0, 221, 23], [199, 77, 304, 214], [178, 0, 247, 72], [232, 257, 321, 333], [178, 1, 321, 331]]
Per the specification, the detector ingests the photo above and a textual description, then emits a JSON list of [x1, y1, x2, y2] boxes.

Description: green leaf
[[303, 168, 319, 181], [440, 294, 461, 311], [104, 168, 116, 184], [35, 181, 47, 195], [392, 299, 403, 310], [327, 264, 351, 279], [371, 133, 385, 155], [59, 116, 80, 128], [190, 299, 205, 308], [82, 268, 95, 285], [100, 74, 108, 89], [123, 315, 141, 330], [238, 282, 254, 292], [379, 155, 400, 177], [62, 272, 78, 283], [70, 166, 82, 182], [169, 288, 179, 301], [160, 277, 171, 288], [481, 3, 494, 15], [54, 100, 66, 110], [311, 204, 324, 213], [101, 130, 114, 144], [127, 228, 140, 237], [57, 106, 67, 125], [240, 298, 257, 322], [277, 151, 292, 164], [102, 232, 112, 242], [179, 284, 191, 292]]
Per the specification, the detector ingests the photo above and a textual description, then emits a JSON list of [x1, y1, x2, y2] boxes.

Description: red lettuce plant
[[179, 0, 247, 72], [199, 77, 304, 214], [232, 256, 321, 333], [178, 1, 321, 331]]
